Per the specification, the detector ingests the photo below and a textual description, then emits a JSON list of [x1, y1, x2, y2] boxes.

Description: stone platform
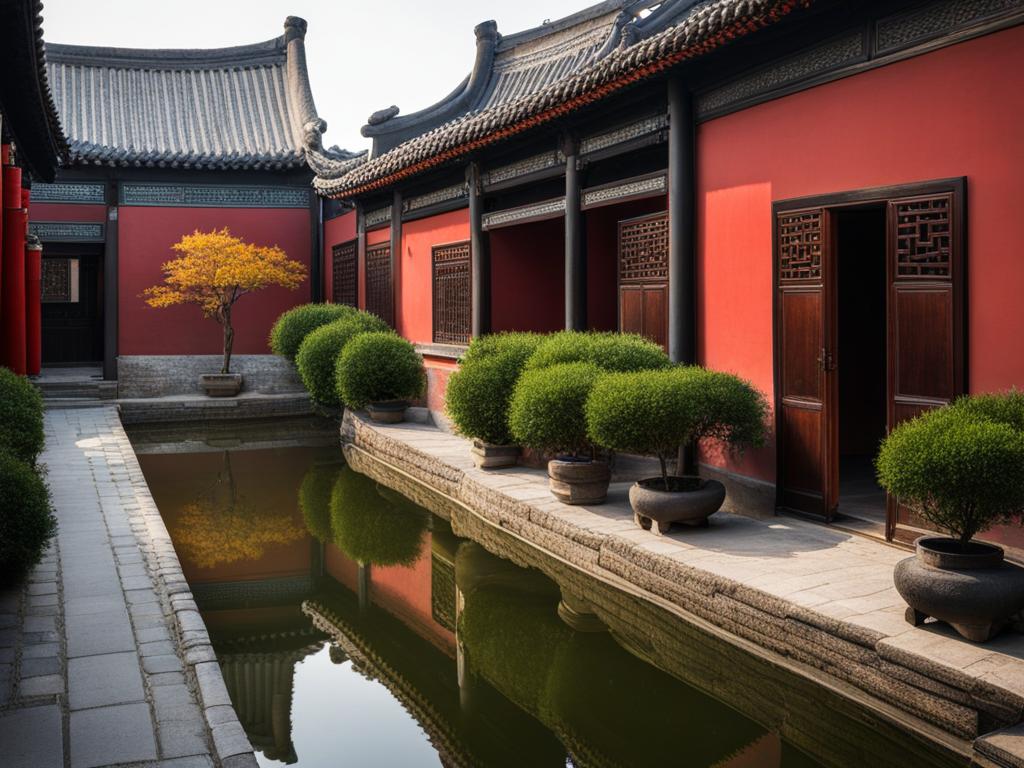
[[341, 411, 1024, 767]]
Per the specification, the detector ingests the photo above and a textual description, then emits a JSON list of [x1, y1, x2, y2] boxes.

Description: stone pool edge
[[111, 407, 260, 768], [340, 410, 1024, 768]]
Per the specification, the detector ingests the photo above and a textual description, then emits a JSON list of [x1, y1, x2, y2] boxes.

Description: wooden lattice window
[[331, 241, 357, 307], [432, 242, 471, 345], [778, 209, 823, 281], [618, 213, 668, 283], [894, 194, 952, 278], [365, 243, 393, 326]]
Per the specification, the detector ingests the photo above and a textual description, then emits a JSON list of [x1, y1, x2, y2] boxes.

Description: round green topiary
[[525, 331, 670, 374], [947, 389, 1024, 432], [269, 303, 357, 361], [0, 452, 56, 582], [586, 367, 768, 485], [876, 401, 1024, 547], [445, 334, 543, 445], [0, 366, 44, 465], [508, 362, 604, 456], [298, 461, 345, 542], [335, 332, 425, 410], [329, 466, 428, 566], [295, 312, 390, 405]]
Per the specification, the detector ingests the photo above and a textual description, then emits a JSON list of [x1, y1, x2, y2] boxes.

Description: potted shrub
[[295, 311, 389, 406], [143, 228, 307, 397], [270, 302, 356, 361], [335, 331, 425, 423], [877, 394, 1024, 642], [586, 367, 767, 533], [445, 332, 542, 468], [508, 362, 609, 504]]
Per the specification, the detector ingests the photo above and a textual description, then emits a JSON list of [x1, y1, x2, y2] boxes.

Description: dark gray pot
[[367, 400, 408, 424], [470, 439, 520, 469], [547, 458, 610, 505], [198, 373, 242, 397], [894, 536, 1024, 642], [629, 476, 726, 535]]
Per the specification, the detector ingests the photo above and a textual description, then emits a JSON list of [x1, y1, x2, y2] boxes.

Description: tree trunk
[[222, 306, 234, 374]]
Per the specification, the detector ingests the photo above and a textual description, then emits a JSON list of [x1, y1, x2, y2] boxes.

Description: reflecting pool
[[131, 425, 958, 768]]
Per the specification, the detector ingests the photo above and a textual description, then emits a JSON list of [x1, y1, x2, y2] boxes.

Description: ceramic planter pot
[[470, 439, 520, 469], [894, 536, 1024, 642], [629, 475, 726, 535], [367, 400, 408, 424], [547, 458, 610, 505], [199, 373, 243, 398]]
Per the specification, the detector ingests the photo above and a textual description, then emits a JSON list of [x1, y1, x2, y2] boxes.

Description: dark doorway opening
[[835, 207, 887, 528], [41, 243, 104, 365]]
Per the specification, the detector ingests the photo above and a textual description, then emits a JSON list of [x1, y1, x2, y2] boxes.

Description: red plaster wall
[[696, 27, 1024, 483], [323, 209, 357, 303], [424, 356, 458, 415], [398, 208, 470, 344], [490, 217, 565, 333], [585, 196, 668, 332], [118, 206, 312, 355], [29, 202, 107, 224]]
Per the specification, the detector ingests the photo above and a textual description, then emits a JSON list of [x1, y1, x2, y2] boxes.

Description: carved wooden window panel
[[365, 243, 393, 326], [618, 213, 668, 283], [893, 194, 952, 278], [331, 241, 357, 307], [778, 209, 823, 281], [432, 242, 471, 345]]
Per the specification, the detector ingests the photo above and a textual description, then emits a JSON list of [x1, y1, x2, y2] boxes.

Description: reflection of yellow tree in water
[[170, 451, 306, 569]]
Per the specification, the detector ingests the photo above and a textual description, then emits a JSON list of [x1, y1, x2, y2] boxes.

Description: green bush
[[0, 367, 44, 465], [269, 303, 357, 361], [445, 333, 544, 445], [948, 389, 1024, 432], [525, 331, 670, 373], [0, 452, 56, 581], [586, 367, 768, 486], [508, 362, 604, 456], [876, 398, 1024, 547], [295, 312, 389, 405], [329, 466, 428, 566], [298, 462, 345, 542], [335, 332, 425, 410]]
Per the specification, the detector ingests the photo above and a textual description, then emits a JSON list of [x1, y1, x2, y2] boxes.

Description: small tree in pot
[[143, 228, 306, 396], [877, 392, 1024, 641], [335, 332, 426, 423], [586, 367, 767, 534], [508, 362, 609, 505]]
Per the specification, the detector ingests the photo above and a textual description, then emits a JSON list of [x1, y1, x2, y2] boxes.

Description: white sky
[[42, 0, 592, 153]]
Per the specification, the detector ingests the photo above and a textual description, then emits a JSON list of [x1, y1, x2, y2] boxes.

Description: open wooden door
[[618, 212, 668, 351], [886, 182, 965, 542], [775, 208, 838, 519]]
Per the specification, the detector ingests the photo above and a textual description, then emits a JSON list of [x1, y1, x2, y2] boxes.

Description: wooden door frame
[[772, 177, 967, 534], [616, 209, 669, 347]]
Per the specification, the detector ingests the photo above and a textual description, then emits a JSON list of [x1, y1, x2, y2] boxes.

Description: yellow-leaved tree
[[143, 228, 306, 373]]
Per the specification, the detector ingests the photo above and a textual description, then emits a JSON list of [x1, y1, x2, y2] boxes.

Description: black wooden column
[[103, 181, 118, 381], [309, 189, 322, 302], [355, 202, 365, 308], [390, 190, 402, 327], [467, 163, 491, 337], [668, 77, 696, 364], [564, 136, 586, 331]]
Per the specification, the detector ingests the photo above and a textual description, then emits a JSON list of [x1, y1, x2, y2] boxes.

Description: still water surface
[[130, 426, 946, 768]]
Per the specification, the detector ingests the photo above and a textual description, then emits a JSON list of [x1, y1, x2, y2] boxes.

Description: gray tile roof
[[312, 0, 806, 198], [46, 16, 361, 172]]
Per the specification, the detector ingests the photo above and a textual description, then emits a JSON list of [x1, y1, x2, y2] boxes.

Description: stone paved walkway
[[0, 407, 256, 768]]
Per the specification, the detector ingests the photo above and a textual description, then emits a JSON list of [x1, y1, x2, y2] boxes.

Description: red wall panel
[[29, 202, 107, 223], [696, 26, 1024, 482], [118, 206, 311, 355], [490, 217, 564, 333], [399, 208, 469, 344], [323, 210, 357, 303]]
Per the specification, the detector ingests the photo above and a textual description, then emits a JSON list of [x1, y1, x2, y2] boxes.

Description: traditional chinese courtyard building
[[29, 16, 361, 382], [311, 0, 1024, 549]]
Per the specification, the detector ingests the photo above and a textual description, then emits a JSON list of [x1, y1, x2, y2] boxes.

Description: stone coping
[[341, 412, 1024, 764]]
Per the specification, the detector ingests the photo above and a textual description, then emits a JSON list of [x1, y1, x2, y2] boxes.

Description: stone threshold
[[340, 411, 1024, 767]]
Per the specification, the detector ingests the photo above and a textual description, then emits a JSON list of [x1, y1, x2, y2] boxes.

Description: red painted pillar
[[1, 162, 26, 373], [25, 236, 42, 376]]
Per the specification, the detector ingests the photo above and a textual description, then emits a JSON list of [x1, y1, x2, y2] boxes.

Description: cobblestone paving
[[0, 407, 256, 768]]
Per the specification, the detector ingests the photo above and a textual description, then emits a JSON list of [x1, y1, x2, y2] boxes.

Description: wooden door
[[41, 251, 104, 363], [775, 208, 838, 518], [618, 212, 668, 350], [886, 185, 965, 542]]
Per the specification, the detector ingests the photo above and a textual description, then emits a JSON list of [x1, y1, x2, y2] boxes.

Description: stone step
[[42, 398, 111, 410]]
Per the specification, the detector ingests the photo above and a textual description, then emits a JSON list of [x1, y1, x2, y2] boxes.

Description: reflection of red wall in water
[[138, 448, 315, 584], [325, 545, 360, 593]]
